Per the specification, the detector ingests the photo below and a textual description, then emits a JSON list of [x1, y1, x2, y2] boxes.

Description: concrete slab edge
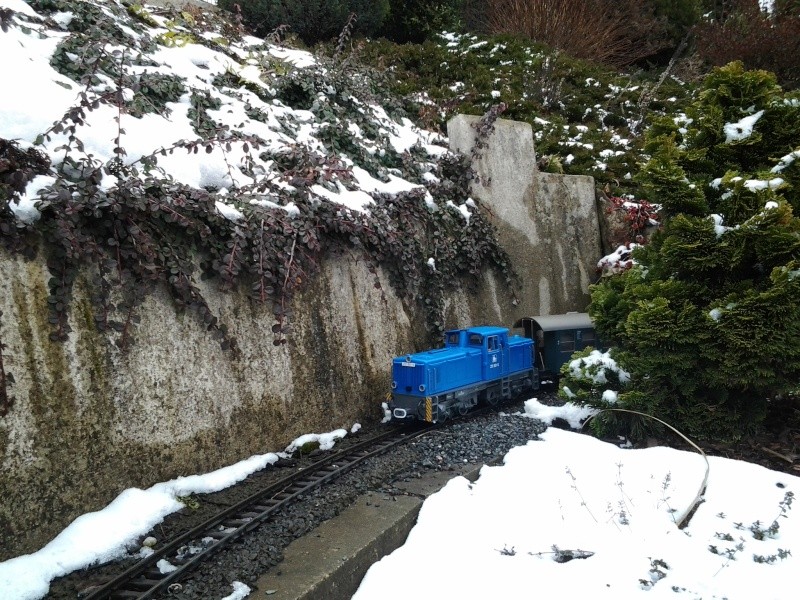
[[254, 463, 486, 600]]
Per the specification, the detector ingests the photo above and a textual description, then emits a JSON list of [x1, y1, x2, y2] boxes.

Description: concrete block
[[447, 114, 602, 321], [253, 464, 485, 600], [254, 493, 422, 600]]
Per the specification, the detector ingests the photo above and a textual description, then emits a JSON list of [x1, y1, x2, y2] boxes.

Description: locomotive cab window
[[468, 333, 483, 346], [558, 331, 575, 352], [446, 332, 460, 346], [487, 336, 498, 351]]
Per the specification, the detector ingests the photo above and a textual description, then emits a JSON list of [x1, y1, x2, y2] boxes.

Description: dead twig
[[760, 446, 796, 464]]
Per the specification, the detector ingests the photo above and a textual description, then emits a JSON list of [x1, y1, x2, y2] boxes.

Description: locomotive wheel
[[458, 404, 469, 416], [487, 392, 500, 406]]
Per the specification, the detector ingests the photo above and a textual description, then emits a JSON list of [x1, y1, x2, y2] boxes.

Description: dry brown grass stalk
[[486, 0, 669, 68]]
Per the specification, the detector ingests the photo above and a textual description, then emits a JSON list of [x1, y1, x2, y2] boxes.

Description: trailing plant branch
[[583, 408, 709, 529], [0, 0, 523, 354]]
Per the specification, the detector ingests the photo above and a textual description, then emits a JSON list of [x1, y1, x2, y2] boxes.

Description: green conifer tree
[[585, 62, 800, 441]]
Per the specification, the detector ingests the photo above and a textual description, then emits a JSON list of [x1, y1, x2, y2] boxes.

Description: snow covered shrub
[[557, 347, 658, 439], [589, 62, 800, 442], [217, 0, 390, 46], [558, 347, 630, 406]]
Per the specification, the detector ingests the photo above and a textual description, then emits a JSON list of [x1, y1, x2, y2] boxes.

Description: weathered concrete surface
[[254, 464, 484, 600], [0, 250, 423, 560], [448, 114, 602, 320]]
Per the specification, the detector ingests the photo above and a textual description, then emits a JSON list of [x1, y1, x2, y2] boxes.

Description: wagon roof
[[515, 313, 593, 332]]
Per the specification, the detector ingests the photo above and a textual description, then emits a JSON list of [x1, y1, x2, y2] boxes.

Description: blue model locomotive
[[388, 313, 604, 423], [389, 325, 538, 423]]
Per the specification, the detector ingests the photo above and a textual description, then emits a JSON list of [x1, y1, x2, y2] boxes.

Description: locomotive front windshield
[[468, 333, 483, 346]]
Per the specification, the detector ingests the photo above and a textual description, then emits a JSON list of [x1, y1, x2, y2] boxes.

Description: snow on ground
[[354, 400, 799, 600], [2, 404, 798, 600], [0, 428, 353, 600]]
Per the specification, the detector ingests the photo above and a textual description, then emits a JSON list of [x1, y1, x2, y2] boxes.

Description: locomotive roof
[[466, 325, 509, 336], [515, 313, 594, 332]]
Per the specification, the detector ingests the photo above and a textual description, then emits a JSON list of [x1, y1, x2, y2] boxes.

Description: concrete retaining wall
[[0, 251, 423, 559], [0, 116, 602, 559]]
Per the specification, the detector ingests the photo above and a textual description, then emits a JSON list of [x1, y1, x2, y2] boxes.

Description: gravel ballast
[[45, 402, 548, 600]]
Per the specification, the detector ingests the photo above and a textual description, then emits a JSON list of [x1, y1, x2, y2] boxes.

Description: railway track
[[82, 426, 430, 600]]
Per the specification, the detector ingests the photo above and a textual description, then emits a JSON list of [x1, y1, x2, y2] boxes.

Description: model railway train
[[388, 313, 602, 423]]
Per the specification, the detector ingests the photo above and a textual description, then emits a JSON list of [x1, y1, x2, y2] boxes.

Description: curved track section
[[83, 427, 428, 600]]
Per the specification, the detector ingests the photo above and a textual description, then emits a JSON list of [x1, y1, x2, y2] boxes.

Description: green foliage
[[126, 3, 159, 28], [558, 347, 628, 406], [589, 63, 800, 442], [358, 31, 692, 193], [557, 347, 660, 439], [380, 0, 465, 43], [637, 139, 709, 217], [298, 440, 321, 455], [156, 29, 196, 48], [649, 0, 702, 41], [217, 0, 390, 46], [187, 90, 222, 137], [128, 73, 186, 118]]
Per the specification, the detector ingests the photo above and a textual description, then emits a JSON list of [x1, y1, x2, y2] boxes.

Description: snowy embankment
[[0, 0, 453, 226], [354, 400, 799, 600]]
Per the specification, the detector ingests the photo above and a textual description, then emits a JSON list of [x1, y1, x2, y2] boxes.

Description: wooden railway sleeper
[[204, 530, 229, 540], [127, 578, 165, 591], [110, 591, 141, 599], [223, 518, 253, 527]]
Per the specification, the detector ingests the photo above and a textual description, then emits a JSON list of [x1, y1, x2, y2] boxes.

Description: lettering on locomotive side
[[401, 361, 416, 367]]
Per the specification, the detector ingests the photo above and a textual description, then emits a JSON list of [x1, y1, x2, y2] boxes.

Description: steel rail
[[83, 426, 428, 600]]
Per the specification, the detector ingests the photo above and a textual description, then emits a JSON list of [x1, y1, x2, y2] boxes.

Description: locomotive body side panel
[[508, 334, 534, 373], [390, 325, 538, 422], [392, 347, 483, 398]]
